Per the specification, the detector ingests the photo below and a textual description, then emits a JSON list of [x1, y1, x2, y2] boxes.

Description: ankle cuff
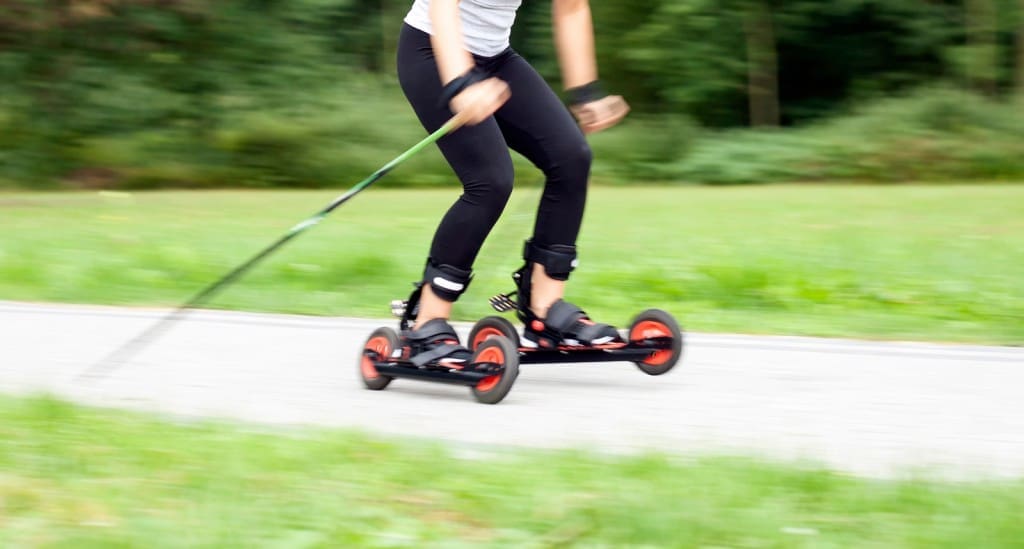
[[423, 258, 473, 302], [523, 240, 577, 281]]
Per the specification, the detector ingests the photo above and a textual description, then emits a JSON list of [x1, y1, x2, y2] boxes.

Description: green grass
[[2, 394, 1023, 547], [1, 185, 1022, 344]]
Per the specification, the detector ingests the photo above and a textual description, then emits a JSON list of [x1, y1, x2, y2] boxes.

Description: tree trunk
[[965, 0, 999, 96], [1017, 0, 1024, 101], [744, 0, 780, 127], [376, 0, 399, 73]]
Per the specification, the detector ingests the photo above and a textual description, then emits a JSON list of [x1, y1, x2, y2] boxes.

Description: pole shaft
[[79, 116, 463, 382]]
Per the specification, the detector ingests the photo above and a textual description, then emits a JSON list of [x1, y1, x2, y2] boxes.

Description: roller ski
[[360, 262, 519, 405], [468, 240, 683, 374]]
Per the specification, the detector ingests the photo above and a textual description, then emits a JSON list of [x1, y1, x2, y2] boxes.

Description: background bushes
[[1, 0, 1022, 189]]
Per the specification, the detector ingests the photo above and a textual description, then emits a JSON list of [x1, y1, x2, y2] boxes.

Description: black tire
[[469, 336, 520, 405], [359, 327, 399, 390], [468, 316, 521, 350], [627, 309, 684, 376]]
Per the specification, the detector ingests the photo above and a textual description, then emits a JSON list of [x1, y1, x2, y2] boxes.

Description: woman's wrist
[[566, 80, 608, 107], [439, 67, 489, 109]]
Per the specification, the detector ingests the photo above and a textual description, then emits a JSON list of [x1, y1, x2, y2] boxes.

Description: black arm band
[[566, 80, 608, 107], [438, 67, 489, 110]]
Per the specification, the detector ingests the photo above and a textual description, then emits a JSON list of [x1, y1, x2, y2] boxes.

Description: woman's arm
[[552, 0, 598, 89], [552, 0, 629, 134], [429, 0, 509, 125], [428, 0, 475, 83]]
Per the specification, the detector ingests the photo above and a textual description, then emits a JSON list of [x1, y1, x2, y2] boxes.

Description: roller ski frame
[[471, 240, 684, 375], [472, 290, 683, 375], [359, 285, 520, 405]]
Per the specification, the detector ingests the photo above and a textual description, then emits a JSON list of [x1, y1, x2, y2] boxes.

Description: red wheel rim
[[472, 326, 506, 350], [630, 321, 673, 366], [474, 346, 504, 392], [361, 336, 390, 380]]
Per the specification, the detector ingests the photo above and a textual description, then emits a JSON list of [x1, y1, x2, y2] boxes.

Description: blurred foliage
[[664, 87, 1024, 184], [0, 0, 1023, 188]]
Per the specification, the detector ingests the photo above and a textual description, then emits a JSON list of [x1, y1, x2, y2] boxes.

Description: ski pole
[[78, 114, 467, 382]]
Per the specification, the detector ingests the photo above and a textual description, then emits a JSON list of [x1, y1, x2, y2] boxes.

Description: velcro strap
[[572, 322, 611, 343], [543, 300, 586, 332], [410, 344, 466, 367], [542, 299, 615, 344], [406, 318, 460, 344], [523, 240, 577, 281]]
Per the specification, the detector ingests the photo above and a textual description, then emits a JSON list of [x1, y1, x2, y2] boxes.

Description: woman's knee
[[464, 167, 514, 209], [569, 140, 593, 171], [456, 166, 512, 216], [550, 140, 592, 188]]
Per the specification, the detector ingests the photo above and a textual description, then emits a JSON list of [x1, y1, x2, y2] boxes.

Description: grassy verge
[[2, 394, 1023, 547], [1, 185, 1022, 344]]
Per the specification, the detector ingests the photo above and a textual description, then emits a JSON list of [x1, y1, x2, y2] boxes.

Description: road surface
[[2, 301, 1021, 478]]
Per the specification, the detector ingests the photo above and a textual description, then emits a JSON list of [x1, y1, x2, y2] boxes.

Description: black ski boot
[[394, 258, 476, 367], [402, 318, 473, 367], [521, 298, 620, 348]]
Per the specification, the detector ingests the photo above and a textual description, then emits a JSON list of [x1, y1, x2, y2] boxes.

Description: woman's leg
[[491, 53, 591, 315], [489, 51, 618, 345], [397, 25, 514, 328]]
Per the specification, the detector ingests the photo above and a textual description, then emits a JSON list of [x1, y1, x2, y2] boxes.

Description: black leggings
[[397, 24, 591, 273]]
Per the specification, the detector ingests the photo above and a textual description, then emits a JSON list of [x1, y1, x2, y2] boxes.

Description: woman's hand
[[571, 95, 630, 134], [450, 77, 511, 126]]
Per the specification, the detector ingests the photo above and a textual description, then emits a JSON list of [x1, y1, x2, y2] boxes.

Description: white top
[[405, 0, 522, 57]]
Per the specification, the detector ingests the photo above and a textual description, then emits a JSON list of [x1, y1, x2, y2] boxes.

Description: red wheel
[[468, 316, 520, 350], [628, 309, 683, 376], [359, 327, 398, 390], [470, 337, 519, 404]]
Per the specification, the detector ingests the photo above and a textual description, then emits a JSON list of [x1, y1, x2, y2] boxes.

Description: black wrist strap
[[566, 80, 608, 107], [438, 67, 489, 110]]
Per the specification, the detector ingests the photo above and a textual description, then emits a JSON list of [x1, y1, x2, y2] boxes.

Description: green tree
[[965, 0, 1000, 95], [586, 0, 957, 126]]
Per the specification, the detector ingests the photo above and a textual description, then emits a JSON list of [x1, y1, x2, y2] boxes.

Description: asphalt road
[[2, 301, 1021, 478]]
